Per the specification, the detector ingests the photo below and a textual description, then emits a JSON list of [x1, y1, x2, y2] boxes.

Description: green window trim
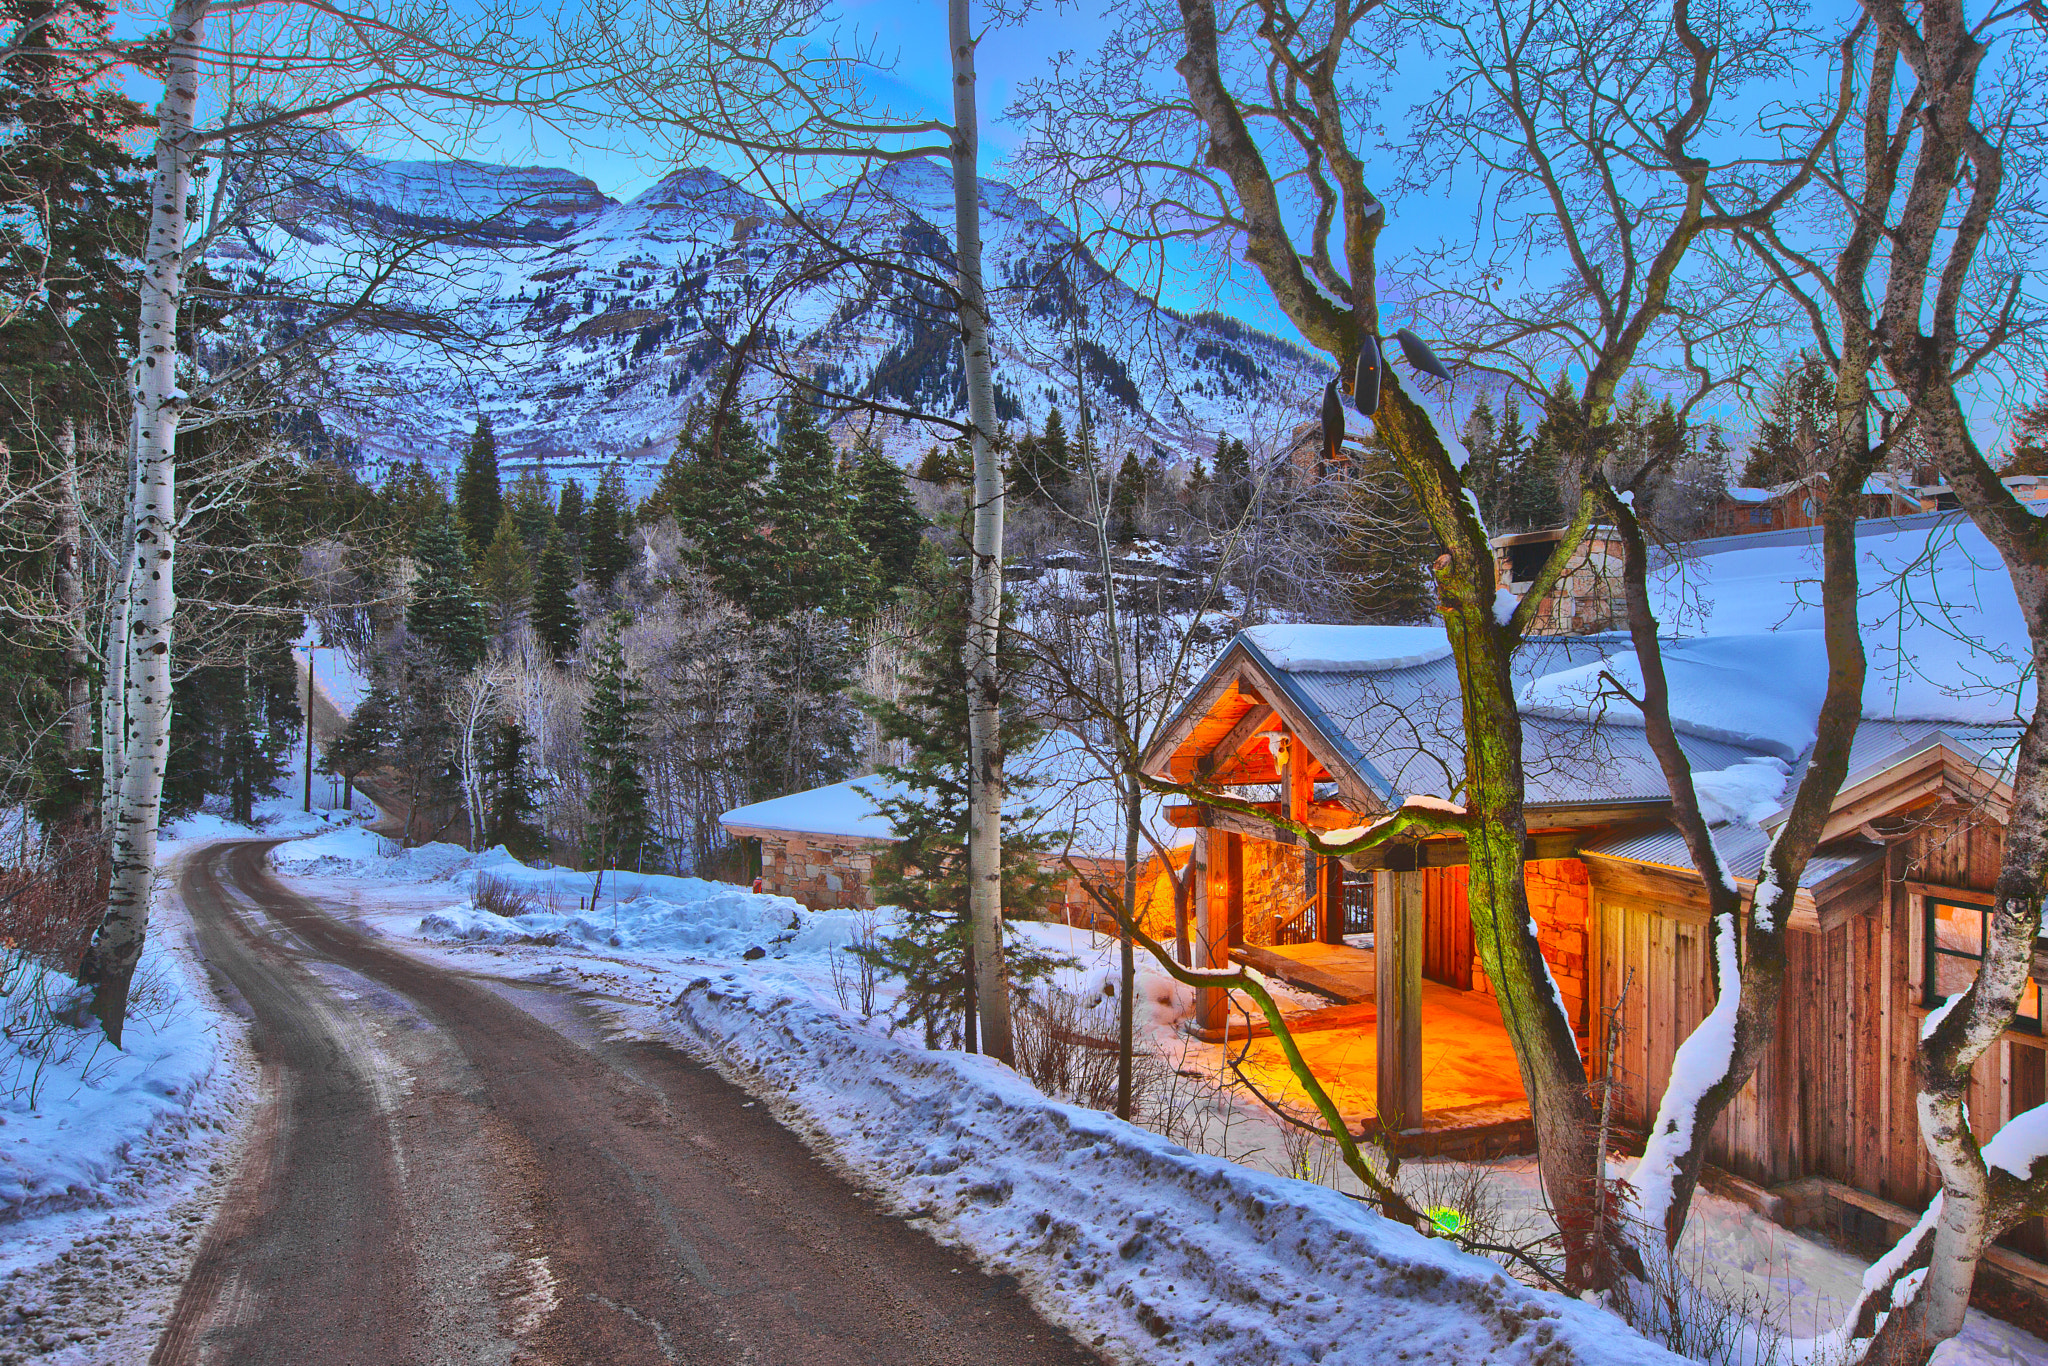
[[1926, 895, 2042, 1035]]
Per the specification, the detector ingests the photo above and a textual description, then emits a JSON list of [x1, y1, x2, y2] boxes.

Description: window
[[1926, 896, 2041, 1032]]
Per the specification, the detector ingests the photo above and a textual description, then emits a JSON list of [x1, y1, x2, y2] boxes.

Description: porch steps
[[1182, 1001, 1376, 1044], [1229, 943, 1373, 1003]]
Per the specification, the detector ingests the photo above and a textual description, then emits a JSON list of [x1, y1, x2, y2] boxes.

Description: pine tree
[[482, 719, 545, 857], [855, 545, 1062, 1049], [581, 623, 659, 878], [669, 417, 772, 606], [757, 396, 868, 617], [1744, 354, 1834, 486], [1010, 407, 1074, 500], [475, 508, 532, 636], [1334, 425, 1436, 623], [381, 457, 448, 552], [557, 477, 586, 561], [915, 441, 971, 485], [454, 415, 503, 555], [1212, 435, 1253, 524], [508, 466, 556, 555], [322, 682, 392, 803], [748, 613, 862, 799], [1107, 450, 1148, 543], [406, 509, 487, 670], [1459, 395, 1501, 524], [532, 526, 582, 662], [848, 439, 926, 594], [2006, 384, 2048, 476], [584, 465, 631, 594]]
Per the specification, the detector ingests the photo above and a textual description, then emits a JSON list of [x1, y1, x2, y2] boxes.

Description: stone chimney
[[1490, 526, 1627, 635]]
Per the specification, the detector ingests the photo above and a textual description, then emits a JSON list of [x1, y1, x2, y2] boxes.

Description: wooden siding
[[1594, 805, 2048, 1252], [1421, 866, 1473, 989]]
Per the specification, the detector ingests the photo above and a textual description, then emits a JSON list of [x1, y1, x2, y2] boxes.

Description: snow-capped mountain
[[228, 152, 1331, 490]]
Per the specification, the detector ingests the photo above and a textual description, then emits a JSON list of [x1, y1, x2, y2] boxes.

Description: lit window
[[1927, 897, 2041, 1032]]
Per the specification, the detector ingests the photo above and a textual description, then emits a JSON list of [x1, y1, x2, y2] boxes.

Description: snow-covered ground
[[0, 795, 358, 1364], [260, 834, 2048, 1366]]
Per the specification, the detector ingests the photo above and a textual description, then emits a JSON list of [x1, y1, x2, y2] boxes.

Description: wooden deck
[[1197, 941, 1534, 1155]]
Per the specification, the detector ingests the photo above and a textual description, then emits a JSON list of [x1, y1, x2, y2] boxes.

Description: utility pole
[[303, 646, 315, 812]]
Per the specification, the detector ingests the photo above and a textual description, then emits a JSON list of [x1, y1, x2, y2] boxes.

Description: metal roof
[[1579, 821, 1883, 887]]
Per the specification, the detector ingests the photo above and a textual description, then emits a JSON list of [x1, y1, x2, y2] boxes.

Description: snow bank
[[1244, 623, 1453, 673], [270, 825, 475, 883], [0, 935, 234, 1225], [426, 854, 871, 961], [667, 972, 1684, 1366]]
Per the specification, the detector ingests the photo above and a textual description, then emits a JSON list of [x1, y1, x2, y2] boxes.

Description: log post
[[1196, 822, 1227, 1030], [1376, 867, 1424, 1131], [1323, 857, 1347, 944], [1225, 831, 1244, 947]]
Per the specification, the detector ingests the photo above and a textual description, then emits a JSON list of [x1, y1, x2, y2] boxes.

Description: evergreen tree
[[532, 526, 582, 662], [482, 719, 545, 857], [1010, 407, 1074, 499], [322, 682, 392, 804], [1459, 395, 1501, 524], [1211, 435, 1253, 524], [1507, 377, 1572, 531], [848, 438, 926, 593], [915, 440, 972, 485], [584, 465, 631, 594], [756, 397, 869, 617], [1334, 425, 1436, 623], [557, 477, 587, 560], [1744, 354, 1834, 486], [475, 508, 532, 637], [669, 417, 772, 606], [855, 545, 1062, 1049], [581, 622, 659, 877], [1107, 450, 1148, 543], [164, 629, 301, 822], [381, 457, 448, 552], [454, 415, 502, 555], [406, 509, 486, 670], [507, 466, 556, 555], [749, 613, 862, 799]]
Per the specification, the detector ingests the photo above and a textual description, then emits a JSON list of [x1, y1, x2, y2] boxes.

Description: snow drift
[[666, 971, 1685, 1366]]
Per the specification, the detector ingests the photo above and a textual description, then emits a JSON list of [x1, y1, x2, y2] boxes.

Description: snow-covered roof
[[720, 732, 1188, 861], [1239, 623, 1453, 673]]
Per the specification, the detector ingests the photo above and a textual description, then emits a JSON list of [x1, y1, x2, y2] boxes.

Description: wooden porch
[[1195, 940, 1535, 1157]]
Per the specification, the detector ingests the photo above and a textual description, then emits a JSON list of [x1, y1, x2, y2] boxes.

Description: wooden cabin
[[1141, 623, 2048, 1291]]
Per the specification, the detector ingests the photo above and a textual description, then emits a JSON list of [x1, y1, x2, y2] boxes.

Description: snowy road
[[158, 841, 1100, 1365]]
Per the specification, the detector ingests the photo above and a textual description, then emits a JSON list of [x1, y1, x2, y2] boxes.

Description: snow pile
[[1691, 757, 1792, 826], [1519, 632, 1831, 757], [269, 825, 476, 883], [667, 973, 1682, 1366], [424, 855, 869, 961], [1244, 623, 1453, 673], [0, 944, 233, 1225]]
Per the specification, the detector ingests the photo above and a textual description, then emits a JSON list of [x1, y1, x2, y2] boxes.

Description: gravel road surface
[[156, 840, 1098, 1366]]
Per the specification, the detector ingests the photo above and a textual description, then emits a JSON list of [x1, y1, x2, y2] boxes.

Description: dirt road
[[157, 841, 1099, 1366]]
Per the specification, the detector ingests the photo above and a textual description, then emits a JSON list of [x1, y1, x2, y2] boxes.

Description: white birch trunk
[[81, 0, 205, 1043], [53, 419, 89, 765], [949, 0, 1012, 1063]]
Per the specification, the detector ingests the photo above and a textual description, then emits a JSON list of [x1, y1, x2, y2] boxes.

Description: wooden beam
[[1345, 831, 1579, 871], [1195, 828, 1224, 1031], [1376, 869, 1424, 1131], [1197, 703, 1275, 779]]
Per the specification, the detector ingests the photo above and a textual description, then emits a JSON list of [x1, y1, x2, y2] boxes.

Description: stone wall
[[1492, 530, 1627, 636], [748, 830, 884, 910], [1472, 857, 1593, 1034]]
